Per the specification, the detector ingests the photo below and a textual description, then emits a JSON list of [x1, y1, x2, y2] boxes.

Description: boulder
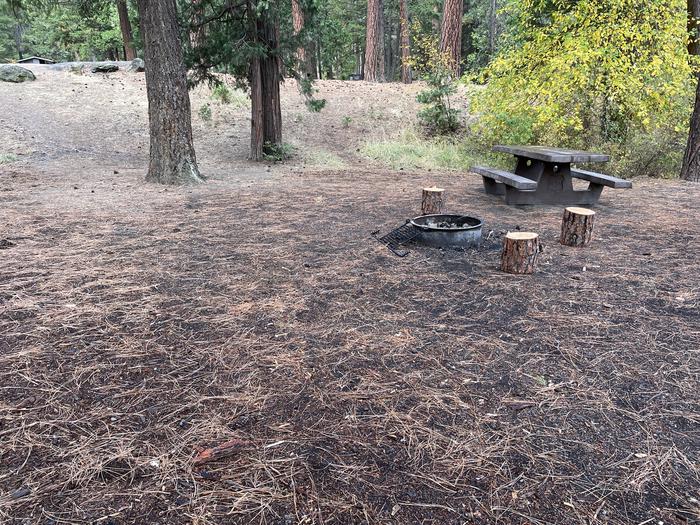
[[91, 63, 119, 73], [0, 65, 36, 83], [128, 58, 145, 72]]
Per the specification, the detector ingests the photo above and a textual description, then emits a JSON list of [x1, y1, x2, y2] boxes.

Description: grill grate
[[372, 220, 419, 257]]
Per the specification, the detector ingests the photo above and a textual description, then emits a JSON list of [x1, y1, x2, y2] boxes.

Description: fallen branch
[[193, 438, 254, 466]]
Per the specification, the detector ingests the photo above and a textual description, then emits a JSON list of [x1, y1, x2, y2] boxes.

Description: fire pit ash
[[409, 214, 483, 249]]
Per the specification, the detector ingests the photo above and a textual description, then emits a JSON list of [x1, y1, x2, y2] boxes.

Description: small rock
[[91, 63, 119, 73], [128, 58, 145, 72]]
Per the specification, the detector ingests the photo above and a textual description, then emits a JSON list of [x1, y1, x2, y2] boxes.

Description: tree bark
[[136, 0, 203, 184], [190, 0, 208, 51], [440, 0, 463, 77], [260, 8, 283, 150], [681, 76, 700, 181], [488, 0, 497, 58], [688, 0, 700, 57], [421, 187, 444, 215], [291, 0, 306, 66], [500, 232, 539, 274], [560, 207, 595, 247], [248, 0, 283, 159], [399, 0, 411, 83], [117, 0, 137, 61], [364, 0, 385, 82]]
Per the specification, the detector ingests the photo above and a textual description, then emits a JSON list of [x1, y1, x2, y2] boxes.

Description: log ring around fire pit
[[409, 214, 483, 249]]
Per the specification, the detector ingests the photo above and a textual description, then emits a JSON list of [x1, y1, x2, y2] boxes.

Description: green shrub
[[0, 153, 17, 164], [263, 142, 294, 162], [198, 104, 212, 122], [211, 84, 232, 104]]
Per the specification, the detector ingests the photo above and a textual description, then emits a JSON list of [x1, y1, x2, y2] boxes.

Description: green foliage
[[471, 0, 694, 177], [341, 116, 352, 128], [0, 153, 18, 164], [407, 22, 462, 136], [298, 77, 326, 112], [198, 103, 212, 122], [211, 83, 232, 104], [0, 0, 129, 62], [263, 141, 294, 161]]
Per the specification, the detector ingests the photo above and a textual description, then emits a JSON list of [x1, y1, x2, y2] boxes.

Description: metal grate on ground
[[371, 220, 419, 257]]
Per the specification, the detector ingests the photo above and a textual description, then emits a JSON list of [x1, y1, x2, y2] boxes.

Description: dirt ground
[[1, 68, 699, 525]]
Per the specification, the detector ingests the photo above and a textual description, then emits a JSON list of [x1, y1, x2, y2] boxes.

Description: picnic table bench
[[473, 145, 632, 205]]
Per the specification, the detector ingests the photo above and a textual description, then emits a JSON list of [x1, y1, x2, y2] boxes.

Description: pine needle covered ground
[[1, 68, 699, 524]]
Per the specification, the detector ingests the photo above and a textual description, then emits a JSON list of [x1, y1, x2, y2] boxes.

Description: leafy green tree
[[472, 0, 694, 177]]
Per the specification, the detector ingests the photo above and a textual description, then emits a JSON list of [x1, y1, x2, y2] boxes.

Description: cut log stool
[[421, 187, 445, 215], [500, 232, 540, 274], [560, 207, 595, 247]]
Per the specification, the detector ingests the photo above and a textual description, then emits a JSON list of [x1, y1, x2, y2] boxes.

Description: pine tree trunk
[[399, 0, 411, 83], [291, 0, 316, 79], [681, 76, 700, 182], [440, 0, 463, 77], [488, 0, 497, 58], [117, 0, 137, 61], [136, 0, 203, 184], [291, 0, 306, 67], [688, 0, 700, 57], [260, 9, 283, 150], [190, 0, 208, 51], [248, 0, 283, 159], [364, 0, 386, 82]]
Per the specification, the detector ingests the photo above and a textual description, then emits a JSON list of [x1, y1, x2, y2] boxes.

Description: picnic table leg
[[503, 162, 605, 205], [514, 156, 544, 181], [482, 177, 505, 195]]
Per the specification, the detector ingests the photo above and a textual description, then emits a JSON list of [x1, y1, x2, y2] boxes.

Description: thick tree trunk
[[248, 0, 283, 159], [260, 9, 283, 150], [364, 0, 385, 82], [248, 0, 264, 161], [681, 76, 700, 181], [117, 0, 137, 61], [190, 0, 208, 51], [399, 0, 411, 83], [440, 0, 463, 77], [291, 0, 316, 79], [136, 0, 203, 184]]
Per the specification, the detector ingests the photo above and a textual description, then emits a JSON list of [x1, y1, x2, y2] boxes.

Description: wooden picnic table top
[[493, 145, 610, 164]]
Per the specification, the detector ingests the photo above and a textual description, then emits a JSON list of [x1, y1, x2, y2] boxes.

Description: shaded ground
[[1, 68, 699, 524]]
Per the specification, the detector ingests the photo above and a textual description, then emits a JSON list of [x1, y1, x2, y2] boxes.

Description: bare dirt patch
[[1, 69, 699, 524]]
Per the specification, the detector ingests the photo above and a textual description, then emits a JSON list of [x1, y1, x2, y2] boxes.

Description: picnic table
[[472, 145, 632, 205]]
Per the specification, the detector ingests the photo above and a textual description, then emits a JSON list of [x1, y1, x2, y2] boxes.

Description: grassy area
[[0, 153, 17, 164], [302, 149, 347, 169], [360, 129, 506, 172]]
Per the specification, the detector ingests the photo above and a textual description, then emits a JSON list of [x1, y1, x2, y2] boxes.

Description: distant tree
[[681, 80, 700, 181], [682, 0, 700, 181], [291, 0, 315, 78], [136, 0, 203, 184], [364, 0, 385, 81], [116, 0, 136, 60], [439, 0, 462, 76], [399, 0, 411, 83]]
